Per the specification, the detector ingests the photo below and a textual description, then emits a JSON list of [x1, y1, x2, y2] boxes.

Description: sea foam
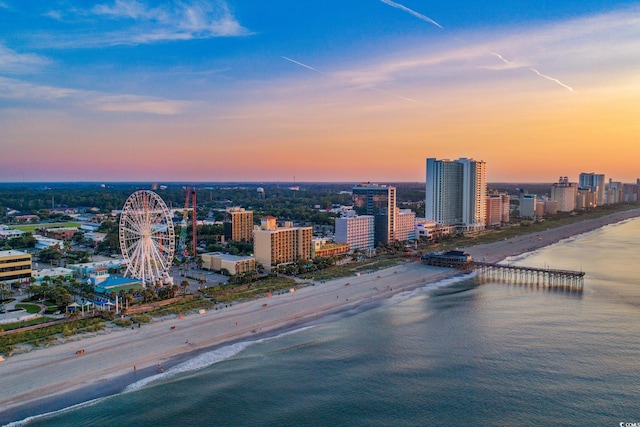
[[123, 325, 315, 393]]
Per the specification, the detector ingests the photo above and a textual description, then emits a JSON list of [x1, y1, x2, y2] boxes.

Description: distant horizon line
[[0, 180, 598, 186]]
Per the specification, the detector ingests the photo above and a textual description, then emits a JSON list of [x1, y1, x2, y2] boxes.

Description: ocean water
[[9, 218, 640, 426]]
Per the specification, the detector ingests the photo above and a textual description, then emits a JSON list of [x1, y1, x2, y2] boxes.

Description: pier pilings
[[468, 261, 584, 292]]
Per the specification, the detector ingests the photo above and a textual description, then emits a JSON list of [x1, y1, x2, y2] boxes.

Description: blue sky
[[1, 1, 639, 182]]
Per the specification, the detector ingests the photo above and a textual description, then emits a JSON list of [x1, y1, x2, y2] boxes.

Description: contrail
[[491, 51, 574, 93], [380, 2, 575, 93], [281, 56, 322, 73], [371, 87, 432, 107], [529, 68, 574, 93], [379, 0, 443, 29], [490, 51, 512, 65], [281, 56, 432, 107]]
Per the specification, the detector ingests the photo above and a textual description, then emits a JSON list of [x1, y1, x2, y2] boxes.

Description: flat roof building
[[579, 173, 606, 206], [201, 252, 256, 276], [335, 213, 375, 251], [0, 250, 32, 284], [551, 177, 577, 212], [224, 207, 254, 242], [352, 183, 397, 245], [253, 218, 312, 271], [426, 157, 487, 232]]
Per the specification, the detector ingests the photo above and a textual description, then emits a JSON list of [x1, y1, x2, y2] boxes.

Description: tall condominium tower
[[579, 173, 606, 206], [425, 157, 487, 231], [352, 183, 397, 246]]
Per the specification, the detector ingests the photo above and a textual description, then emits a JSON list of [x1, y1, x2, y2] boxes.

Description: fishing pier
[[422, 250, 585, 291]]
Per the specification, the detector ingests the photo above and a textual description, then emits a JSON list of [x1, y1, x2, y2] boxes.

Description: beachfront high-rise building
[[253, 217, 312, 271], [425, 157, 487, 232], [352, 183, 397, 245], [395, 208, 416, 241], [335, 212, 375, 251], [486, 193, 510, 227], [579, 173, 606, 206], [576, 188, 597, 209], [519, 193, 537, 219], [551, 177, 578, 212], [224, 207, 254, 242], [607, 179, 623, 204]]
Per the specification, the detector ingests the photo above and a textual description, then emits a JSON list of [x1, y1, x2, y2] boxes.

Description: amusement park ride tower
[[177, 186, 197, 261]]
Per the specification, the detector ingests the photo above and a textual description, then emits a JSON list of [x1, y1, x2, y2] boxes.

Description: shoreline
[[2, 208, 640, 425]]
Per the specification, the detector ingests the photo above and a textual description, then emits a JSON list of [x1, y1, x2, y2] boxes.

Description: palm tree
[[143, 288, 155, 303], [180, 280, 190, 297]]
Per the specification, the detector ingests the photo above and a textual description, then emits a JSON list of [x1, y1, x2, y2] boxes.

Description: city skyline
[[1, 1, 639, 183]]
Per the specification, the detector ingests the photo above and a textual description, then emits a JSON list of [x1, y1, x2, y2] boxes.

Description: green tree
[[180, 280, 190, 297]]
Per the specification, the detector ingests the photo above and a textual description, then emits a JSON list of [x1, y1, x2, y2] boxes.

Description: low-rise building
[[201, 252, 256, 275], [415, 219, 454, 241], [34, 236, 63, 250], [68, 260, 126, 277], [311, 239, 350, 258], [32, 267, 73, 283], [0, 250, 32, 284], [89, 269, 143, 295], [84, 232, 106, 245], [39, 227, 79, 241], [0, 226, 25, 239], [11, 214, 39, 223]]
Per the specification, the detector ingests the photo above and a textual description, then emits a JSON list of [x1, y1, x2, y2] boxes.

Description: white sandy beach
[[1, 208, 640, 421]]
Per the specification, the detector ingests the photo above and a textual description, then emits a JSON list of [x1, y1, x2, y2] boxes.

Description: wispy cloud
[[0, 44, 50, 73], [379, 0, 443, 29], [0, 76, 190, 115], [89, 94, 189, 115], [41, 0, 251, 47]]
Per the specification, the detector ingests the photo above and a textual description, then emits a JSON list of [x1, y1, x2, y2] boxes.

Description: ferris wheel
[[119, 190, 175, 286]]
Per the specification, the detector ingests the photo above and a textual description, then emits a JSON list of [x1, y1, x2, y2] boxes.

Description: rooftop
[[202, 252, 254, 262], [0, 250, 29, 257]]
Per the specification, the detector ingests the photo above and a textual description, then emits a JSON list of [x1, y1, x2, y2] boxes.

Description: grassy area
[[201, 276, 298, 304], [15, 303, 41, 314], [0, 316, 53, 331], [113, 318, 133, 327], [145, 297, 215, 317], [9, 222, 81, 233], [130, 314, 152, 324], [0, 317, 104, 355], [299, 257, 407, 281]]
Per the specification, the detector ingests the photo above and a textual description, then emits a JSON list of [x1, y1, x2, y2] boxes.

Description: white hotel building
[[335, 213, 375, 251], [425, 157, 487, 232]]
